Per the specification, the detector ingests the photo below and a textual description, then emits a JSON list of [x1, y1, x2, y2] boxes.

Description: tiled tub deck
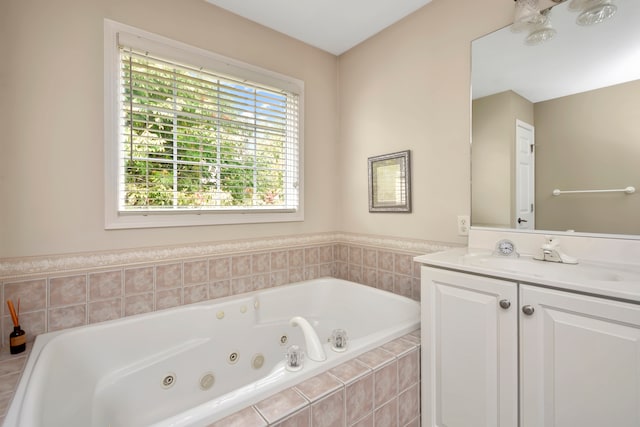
[[0, 330, 421, 427]]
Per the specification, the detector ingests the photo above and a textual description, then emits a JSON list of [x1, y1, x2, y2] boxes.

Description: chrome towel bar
[[552, 186, 636, 196]]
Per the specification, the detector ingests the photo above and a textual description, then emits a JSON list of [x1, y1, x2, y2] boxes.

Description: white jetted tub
[[5, 278, 420, 427]]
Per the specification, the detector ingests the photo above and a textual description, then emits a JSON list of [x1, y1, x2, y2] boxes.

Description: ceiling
[[204, 0, 433, 55], [472, 0, 640, 102]]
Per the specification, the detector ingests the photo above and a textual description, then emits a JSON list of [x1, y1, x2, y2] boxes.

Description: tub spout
[[289, 316, 327, 362]]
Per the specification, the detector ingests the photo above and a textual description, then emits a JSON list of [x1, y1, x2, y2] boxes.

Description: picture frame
[[368, 150, 411, 213]]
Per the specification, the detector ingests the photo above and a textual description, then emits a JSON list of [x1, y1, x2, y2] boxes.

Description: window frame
[[104, 19, 304, 229]]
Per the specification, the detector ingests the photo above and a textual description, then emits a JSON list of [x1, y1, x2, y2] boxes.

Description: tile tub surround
[[210, 330, 421, 427], [0, 232, 446, 424], [0, 232, 452, 349], [0, 331, 420, 427]]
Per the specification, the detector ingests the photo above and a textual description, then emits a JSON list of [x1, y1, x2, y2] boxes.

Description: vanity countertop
[[415, 248, 640, 303]]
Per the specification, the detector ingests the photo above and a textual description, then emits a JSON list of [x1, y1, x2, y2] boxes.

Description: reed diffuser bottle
[[7, 300, 26, 354]]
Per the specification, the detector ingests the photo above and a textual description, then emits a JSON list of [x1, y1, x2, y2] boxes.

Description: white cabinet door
[[422, 267, 518, 427], [520, 285, 640, 427]]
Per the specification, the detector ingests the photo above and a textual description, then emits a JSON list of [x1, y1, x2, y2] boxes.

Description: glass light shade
[[525, 22, 557, 45], [576, 0, 617, 25], [513, 0, 548, 33]]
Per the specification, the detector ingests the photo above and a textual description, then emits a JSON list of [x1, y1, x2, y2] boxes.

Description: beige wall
[[1, 0, 339, 257], [2, 0, 517, 258], [471, 91, 534, 228], [535, 80, 640, 235], [337, 0, 512, 244]]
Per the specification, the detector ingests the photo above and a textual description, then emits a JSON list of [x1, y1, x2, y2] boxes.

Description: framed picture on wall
[[368, 150, 411, 213]]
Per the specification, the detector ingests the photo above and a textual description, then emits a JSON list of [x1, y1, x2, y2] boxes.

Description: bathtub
[[5, 277, 420, 427]]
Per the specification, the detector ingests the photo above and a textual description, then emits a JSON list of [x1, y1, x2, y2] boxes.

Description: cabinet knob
[[522, 305, 535, 316], [499, 299, 511, 309]]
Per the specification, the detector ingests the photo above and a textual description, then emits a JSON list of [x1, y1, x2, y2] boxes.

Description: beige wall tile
[[377, 251, 394, 272], [363, 248, 377, 269], [398, 349, 420, 393], [288, 268, 303, 284], [357, 348, 395, 371], [303, 266, 318, 281], [231, 255, 252, 277], [0, 355, 27, 377], [270, 251, 288, 271], [88, 298, 122, 324], [311, 389, 345, 427], [184, 284, 209, 304], [394, 254, 413, 276], [270, 271, 289, 287], [272, 407, 310, 427], [288, 249, 304, 268], [49, 275, 86, 307], [209, 258, 231, 281], [254, 388, 308, 424], [336, 263, 348, 280], [124, 267, 154, 295], [304, 247, 319, 266], [378, 272, 394, 293], [318, 263, 335, 278], [295, 372, 342, 402], [349, 246, 363, 265], [398, 384, 420, 426], [350, 413, 373, 427], [0, 373, 20, 395], [89, 271, 122, 301], [346, 373, 374, 425], [252, 274, 270, 291], [363, 268, 377, 287], [381, 338, 415, 358], [318, 245, 333, 264], [335, 244, 348, 263], [209, 280, 230, 299], [156, 289, 182, 310], [329, 359, 371, 385], [374, 361, 397, 407], [155, 263, 182, 290], [231, 277, 254, 295], [348, 265, 363, 283], [48, 305, 86, 332], [209, 406, 267, 427], [252, 253, 270, 274], [184, 260, 208, 286], [125, 293, 154, 316], [373, 398, 397, 427], [4, 279, 46, 312], [393, 275, 412, 299]]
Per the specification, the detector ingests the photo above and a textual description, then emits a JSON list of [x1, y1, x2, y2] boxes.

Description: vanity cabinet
[[421, 267, 518, 427], [421, 266, 640, 427]]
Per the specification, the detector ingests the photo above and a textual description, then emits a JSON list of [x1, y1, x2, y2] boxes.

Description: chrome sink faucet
[[533, 236, 578, 264]]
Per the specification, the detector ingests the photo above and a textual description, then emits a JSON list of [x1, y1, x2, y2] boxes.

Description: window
[[104, 20, 303, 228]]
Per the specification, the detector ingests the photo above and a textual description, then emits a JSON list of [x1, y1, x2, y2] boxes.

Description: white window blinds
[[118, 46, 300, 213]]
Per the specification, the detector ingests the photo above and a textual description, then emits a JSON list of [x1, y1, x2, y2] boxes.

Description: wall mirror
[[471, 0, 640, 238]]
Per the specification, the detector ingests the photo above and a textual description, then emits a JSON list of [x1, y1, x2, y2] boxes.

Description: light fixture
[[512, 0, 548, 33], [575, 0, 617, 25], [512, 0, 557, 45], [525, 19, 557, 45], [513, 0, 617, 45]]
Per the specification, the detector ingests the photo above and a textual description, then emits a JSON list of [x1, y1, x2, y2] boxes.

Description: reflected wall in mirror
[[471, 0, 640, 237]]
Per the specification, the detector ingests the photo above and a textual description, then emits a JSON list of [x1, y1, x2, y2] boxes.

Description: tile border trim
[[0, 232, 457, 279]]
